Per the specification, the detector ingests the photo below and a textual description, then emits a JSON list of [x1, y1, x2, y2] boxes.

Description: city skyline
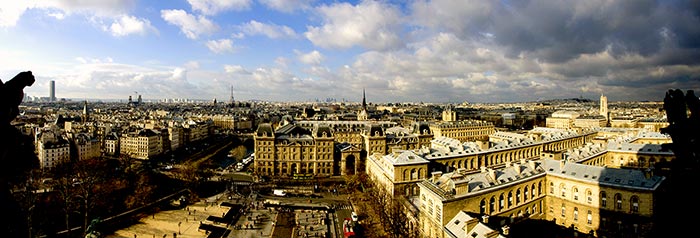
[[1, 0, 699, 103]]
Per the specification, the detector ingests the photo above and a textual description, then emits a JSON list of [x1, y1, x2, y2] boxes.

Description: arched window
[[615, 193, 623, 210], [573, 207, 579, 221], [560, 183, 567, 198], [538, 182, 542, 195], [586, 190, 593, 204], [499, 194, 505, 210], [550, 182, 555, 194], [524, 185, 529, 201], [573, 187, 579, 200], [533, 183, 538, 197], [490, 197, 496, 214], [480, 199, 487, 214], [601, 191, 607, 207], [631, 196, 639, 213], [508, 191, 513, 207], [516, 189, 521, 204]]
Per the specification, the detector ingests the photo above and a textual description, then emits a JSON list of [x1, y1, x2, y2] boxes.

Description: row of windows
[[479, 181, 544, 214], [552, 205, 594, 225], [549, 182, 641, 213]]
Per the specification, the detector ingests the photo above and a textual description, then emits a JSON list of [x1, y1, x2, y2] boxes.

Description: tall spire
[[362, 88, 367, 109]]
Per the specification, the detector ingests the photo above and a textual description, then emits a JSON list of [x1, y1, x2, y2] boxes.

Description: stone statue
[[0, 71, 38, 236]]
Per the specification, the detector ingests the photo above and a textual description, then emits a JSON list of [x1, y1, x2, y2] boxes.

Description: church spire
[[362, 88, 367, 109]]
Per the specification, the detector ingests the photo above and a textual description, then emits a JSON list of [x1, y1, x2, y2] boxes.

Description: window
[[587, 210, 593, 225], [490, 197, 496, 213], [631, 196, 639, 213], [560, 184, 567, 197], [550, 182, 554, 194], [508, 192, 513, 207], [533, 184, 537, 197], [573, 187, 579, 200], [499, 194, 505, 210], [480, 199, 486, 214], [561, 205, 566, 218], [601, 192, 607, 207], [516, 189, 521, 204], [524, 186, 529, 201], [573, 207, 579, 221], [587, 190, 593, 204], [615, 193, 623, 210]]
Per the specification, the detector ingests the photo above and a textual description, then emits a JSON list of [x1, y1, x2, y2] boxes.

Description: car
[[351, 212, 358, 222]]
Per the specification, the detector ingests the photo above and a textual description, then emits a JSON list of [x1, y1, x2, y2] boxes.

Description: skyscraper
[[49, 80, 55, 102], [600, 93, 608, 119]]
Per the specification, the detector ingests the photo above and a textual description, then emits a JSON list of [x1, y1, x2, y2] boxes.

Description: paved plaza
[[105, 188, 353, 238]]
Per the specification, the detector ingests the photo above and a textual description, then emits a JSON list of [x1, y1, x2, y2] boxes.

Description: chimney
[[431, 171, 443, 183], [465, 217, 479, 232], [502, 225, 510, 236], [560, 159, 566, 170], [486, 230, 500, 238], [482, 215, 490, 224]]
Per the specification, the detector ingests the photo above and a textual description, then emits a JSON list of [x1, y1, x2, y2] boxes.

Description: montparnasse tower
[[600, 93, 608, 120]]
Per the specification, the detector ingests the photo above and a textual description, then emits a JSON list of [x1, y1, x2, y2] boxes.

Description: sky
[[0, 0, 699, 103]]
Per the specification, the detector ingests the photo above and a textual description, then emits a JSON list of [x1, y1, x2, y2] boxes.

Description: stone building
[[418, 159, 664, 238], [429, 120, 495, 142], [119, 129, 162, 160]]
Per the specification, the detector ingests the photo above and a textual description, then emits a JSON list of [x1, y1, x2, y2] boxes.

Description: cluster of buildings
[[17, 100, 255, 170], [252, 93, 672, 238], [15, 89, 674, 237]]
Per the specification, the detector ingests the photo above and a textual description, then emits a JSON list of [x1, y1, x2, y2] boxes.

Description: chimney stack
[[431, 171, 443, 183], [502, 225, 510, 236], [482, 215, 490, 224], [560, 159, 566, 170], [465, 216, 479, 233]]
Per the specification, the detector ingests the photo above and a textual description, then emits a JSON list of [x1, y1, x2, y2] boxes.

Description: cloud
[[224, 64, 250, 74], [0, 0, 134, 27], [187, 0, 251, 15], [206, 39, 234, 54], [304, 0, 404, 50], [259, 0, 314, 13], [24, 61, 205, 100], [238, 20, 298, 39], [296, 50, 323, 65], [161, 9, 218, 39], [109, 15, 157, 37]]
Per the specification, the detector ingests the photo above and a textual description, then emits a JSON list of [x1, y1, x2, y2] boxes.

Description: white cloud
[[188, 0, 251, 15], [206, 39, 234, 54], [48, 12, 65, 20], [259, 0, 314, 13], [238, 20, 298, 39], [224, 64, 249, 74], [0, 0, 134, 27], [297, 50, 324, 65], [109, 15, 157, 37], [304, 1, 404, 50], [161, 9, 218, 39]]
